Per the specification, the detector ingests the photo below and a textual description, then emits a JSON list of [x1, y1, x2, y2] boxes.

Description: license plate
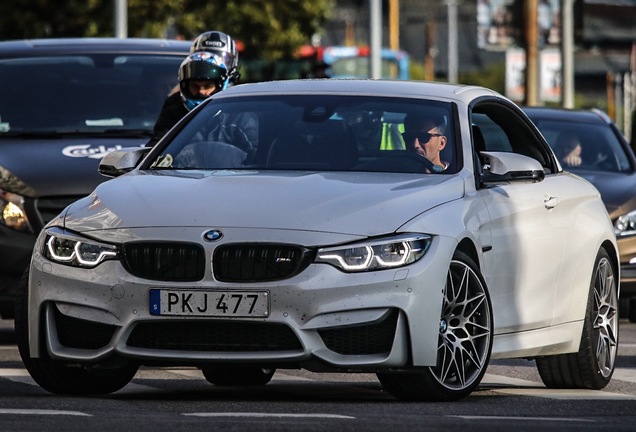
[[149, 289, 269, 317]]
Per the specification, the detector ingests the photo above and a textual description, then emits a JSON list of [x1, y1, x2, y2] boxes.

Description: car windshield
[[531, 119, 630, 173], [150, 95, 457, 174], [0, 54, 182, 134]]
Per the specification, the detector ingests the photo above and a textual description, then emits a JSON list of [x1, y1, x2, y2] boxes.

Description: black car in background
[[0, 38, 191, 317], [524, 107, 636, 321]]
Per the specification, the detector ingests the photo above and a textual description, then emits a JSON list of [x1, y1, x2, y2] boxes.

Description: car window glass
[[530, 119, 630, 173], [150, 95, 458, 174], [0, 55, 182, 134], [471, 103, 555, 173]]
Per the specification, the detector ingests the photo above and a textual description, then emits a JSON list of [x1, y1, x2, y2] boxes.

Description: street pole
[[389, 0, 400, 79], [114, 0, 127, 38], [369, 0, 382, 79], [525, 0, 540, 106], [389, 0, 399, 51], [561, 0, 574, 108], [446, 0, 458, 84]]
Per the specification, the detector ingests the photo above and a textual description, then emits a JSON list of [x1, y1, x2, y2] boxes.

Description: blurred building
[[320, 0, 635, 130]]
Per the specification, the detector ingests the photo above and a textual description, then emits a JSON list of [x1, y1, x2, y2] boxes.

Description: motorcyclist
[[150, 31, 243, 145]]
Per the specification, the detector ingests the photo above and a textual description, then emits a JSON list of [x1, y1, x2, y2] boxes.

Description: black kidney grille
[[213, 244, 314, 282], [126, 320, 303, 352], [122, 242, 205, 282]]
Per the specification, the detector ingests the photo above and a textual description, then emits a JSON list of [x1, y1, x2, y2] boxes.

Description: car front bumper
[[27, 232, 455, 371]]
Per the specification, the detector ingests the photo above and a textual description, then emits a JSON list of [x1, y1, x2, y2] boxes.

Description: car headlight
[[615, 211, 636, 237], [0, 189, 32, 232], [315, 234, 431, 272], [43, 227, 118, 268]]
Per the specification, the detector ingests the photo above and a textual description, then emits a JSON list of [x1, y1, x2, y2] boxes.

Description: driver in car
[[402, 113, 449, 172]]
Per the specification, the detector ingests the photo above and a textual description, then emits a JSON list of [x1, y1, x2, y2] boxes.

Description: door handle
[[544, 196, 559, 209]]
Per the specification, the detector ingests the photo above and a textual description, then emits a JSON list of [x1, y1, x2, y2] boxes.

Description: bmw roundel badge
[[203, 230, 223, 242]]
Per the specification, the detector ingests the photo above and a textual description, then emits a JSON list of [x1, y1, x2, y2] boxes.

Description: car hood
[[573, 169, 636, 220], [0, 136, 148, 197], [63, 170, 466, 236]]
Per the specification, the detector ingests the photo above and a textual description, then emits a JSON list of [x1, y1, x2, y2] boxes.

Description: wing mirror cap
[[98, 147, 151, 178], [480, 151, 545, 184]]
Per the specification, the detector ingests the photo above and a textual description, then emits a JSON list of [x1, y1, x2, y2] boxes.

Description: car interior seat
[[267, 120, 358, 170], [266, 134, 313, 169], [305, 120, 358, 170]]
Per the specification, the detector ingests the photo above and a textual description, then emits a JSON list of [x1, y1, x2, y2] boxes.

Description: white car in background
[[17, 79, 619, 402]]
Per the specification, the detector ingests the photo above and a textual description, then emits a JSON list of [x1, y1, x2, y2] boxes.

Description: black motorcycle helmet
[[190, 31, 240, 83], [178, 51, 229, 111]]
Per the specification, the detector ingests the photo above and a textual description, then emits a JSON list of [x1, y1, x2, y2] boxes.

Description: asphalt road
[[0, 319, 635, 432]]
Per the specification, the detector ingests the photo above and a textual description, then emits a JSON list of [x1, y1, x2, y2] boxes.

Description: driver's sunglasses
[[402, 131, 443, 143]]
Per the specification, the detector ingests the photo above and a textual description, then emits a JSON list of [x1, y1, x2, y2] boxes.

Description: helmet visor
[[180, 60, 228, 82]]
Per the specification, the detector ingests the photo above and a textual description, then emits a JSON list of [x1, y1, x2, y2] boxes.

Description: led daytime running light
[[46, 234, 117, 266]]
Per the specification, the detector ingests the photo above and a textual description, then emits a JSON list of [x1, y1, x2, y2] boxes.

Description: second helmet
[[190, 31, 239, 82]]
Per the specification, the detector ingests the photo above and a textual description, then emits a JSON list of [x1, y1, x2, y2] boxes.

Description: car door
[[471, 101, 572, 333]]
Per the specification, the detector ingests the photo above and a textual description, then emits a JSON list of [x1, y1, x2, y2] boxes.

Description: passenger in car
[[555, 132, 583, 167], [402, 113, 449, 172]]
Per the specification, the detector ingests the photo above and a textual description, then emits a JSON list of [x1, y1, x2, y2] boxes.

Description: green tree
[[0, 0, 331, 60], [177, 0, 331, 61]]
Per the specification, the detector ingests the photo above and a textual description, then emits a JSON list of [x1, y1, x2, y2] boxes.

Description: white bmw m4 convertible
[[17, 79, 619, 401]]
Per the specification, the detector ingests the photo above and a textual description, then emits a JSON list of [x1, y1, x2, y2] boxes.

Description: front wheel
[[536, 248, 619, 389], [378, 250, 493, 401], [15, 270, 138, 395]]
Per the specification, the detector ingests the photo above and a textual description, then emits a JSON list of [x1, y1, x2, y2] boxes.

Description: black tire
[[15, 270, 138, 395], [628, 298, 636, 323], [201, 364, 275, 386], [536, 248, 619, 389], [377, 250, 493, 401]]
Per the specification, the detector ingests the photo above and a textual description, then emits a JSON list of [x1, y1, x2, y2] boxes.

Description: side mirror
[[98, 147, 151, 178], [480, 151, 545, 185]]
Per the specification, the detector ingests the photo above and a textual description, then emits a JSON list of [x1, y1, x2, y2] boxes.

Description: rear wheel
[[536, 248, 618, 389], [628, 298, 636, 323], [15, 270, 138, 395], [201, 364, 275, 386], [377, 250, 493, 401]]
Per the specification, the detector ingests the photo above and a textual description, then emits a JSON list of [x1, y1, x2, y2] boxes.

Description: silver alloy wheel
[[535, 248, 618, 389], [430, 259, 492, 390], [594, 256, 618, 378], [376, 251, 492, 401]]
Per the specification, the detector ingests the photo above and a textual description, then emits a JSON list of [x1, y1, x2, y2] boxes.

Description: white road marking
[[0, 409, 91, 416], [449, 415, 594, 423], [183, 412, 355, 419], [482, 373, 636, 400], [2, 367, 636, 400], [272, 371, 314, 381], [0, 368, 30, 376], [492, 387, 636, 400], [482, 373, 542, 387], [612, 368, 636, 384]]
